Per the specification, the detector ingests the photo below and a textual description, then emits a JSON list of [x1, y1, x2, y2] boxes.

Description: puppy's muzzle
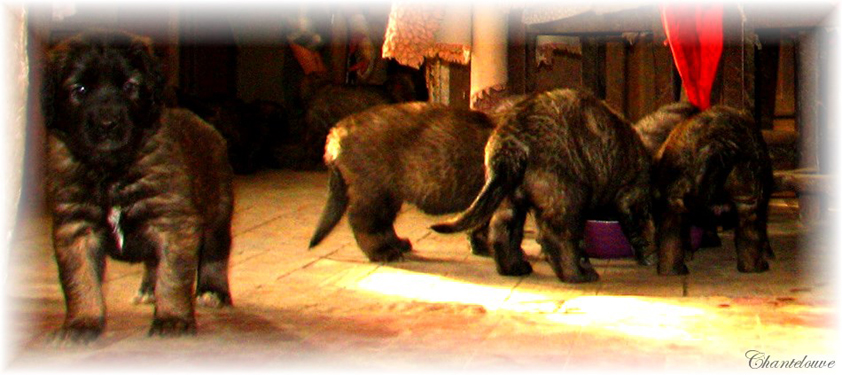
[[97, 112, 118, 132], [88, 105, 131, 151]]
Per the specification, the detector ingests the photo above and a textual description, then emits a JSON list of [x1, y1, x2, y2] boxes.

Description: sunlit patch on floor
[[349, 268, 711, 341], [548, 296, 708, 341], [349, 268, 553, 311]]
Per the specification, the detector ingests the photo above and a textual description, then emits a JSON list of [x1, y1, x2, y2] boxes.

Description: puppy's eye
[[123, 79, 139, 95], [69, 84, 87, 98]]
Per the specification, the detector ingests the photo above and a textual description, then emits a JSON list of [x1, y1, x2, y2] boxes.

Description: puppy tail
[[309, 166, 349, 248], [431, 138, 528, 234]]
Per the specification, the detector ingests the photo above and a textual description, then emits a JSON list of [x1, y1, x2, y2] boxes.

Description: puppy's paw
[[635, 251, 658, 266], [560, 268, 600, 283], [132, 291, 156, 305], [764, 242, 775, 259], [366, 246, 404, 262], [658, 263, 689, 276], [737, 259, 770, 273], [498, 260, 533, 276], [49, 322, 103, 346], [196, 291, 232, 308], [148, 317, 196, 337], [469, 240, 492, 257], [393, 237, 413, 253]]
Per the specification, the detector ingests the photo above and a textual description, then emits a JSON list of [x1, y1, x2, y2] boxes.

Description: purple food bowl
[[583, 220, 704, 259]]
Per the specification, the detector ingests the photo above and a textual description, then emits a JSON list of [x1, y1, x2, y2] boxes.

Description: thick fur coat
[[643, 104, 773, 275], [433, 89, 656, 283], [309, 102, 495, 261], [43, 30, 234, 343]]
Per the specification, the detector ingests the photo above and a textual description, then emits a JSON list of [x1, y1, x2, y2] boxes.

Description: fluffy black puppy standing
[[433, 89, 657, 283], [309, 102, 495, 261], [645, 105, 773, 275], [43, 30, 234, 343]]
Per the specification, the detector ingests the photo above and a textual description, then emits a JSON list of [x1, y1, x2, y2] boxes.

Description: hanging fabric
[[381, 2, 472, 69], [660, 3, 724, 109]]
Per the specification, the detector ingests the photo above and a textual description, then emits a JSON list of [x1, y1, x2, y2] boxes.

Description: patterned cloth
[[521, 3, 640, 25], [382, 3, 510, 112], [382, 2, 472, 68], [535, 35, 582, 67]]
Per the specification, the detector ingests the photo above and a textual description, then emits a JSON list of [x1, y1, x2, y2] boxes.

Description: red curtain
[[660, 4, 724, 109]]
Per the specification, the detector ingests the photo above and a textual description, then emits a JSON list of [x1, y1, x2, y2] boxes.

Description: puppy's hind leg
[[196, 220, 233, 307], [732, 200, 769, 273], [468, 221, 491, 256], [657, 206, 690, 276], [728, 164, 770, 273], [489, 196, 531, 276], [348, 191, 408, 262], [537, 210, 598, 283]]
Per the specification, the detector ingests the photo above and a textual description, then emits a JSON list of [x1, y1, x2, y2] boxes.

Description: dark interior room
[[1, 1, 839, 372]]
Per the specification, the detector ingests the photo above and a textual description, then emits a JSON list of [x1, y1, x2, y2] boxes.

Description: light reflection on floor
[[350, 267, 710, 341], [352, 268, 548, 310], [551, 296, 707, 341]]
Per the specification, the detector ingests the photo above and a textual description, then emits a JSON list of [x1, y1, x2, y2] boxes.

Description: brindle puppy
[[433, 89, 656, 283], [634, 101, 702, 155], [43, 30, 234, 343], [650, 105, 773, 275], [309, 102, 495, 261], [634, 102, 731, 249]]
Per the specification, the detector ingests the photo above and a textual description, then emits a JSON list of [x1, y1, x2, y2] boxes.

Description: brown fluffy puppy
[[650, 105, 773, 275], [433, 89, 656, 283], [43, 30, 234, 343], [309, 102, 495, 261]]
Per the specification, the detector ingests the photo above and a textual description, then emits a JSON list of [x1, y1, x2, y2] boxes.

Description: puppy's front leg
[[148, 222, 199, 337], [51, 221, 107, 344]]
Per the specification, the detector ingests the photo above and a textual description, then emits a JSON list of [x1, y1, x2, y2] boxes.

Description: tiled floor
[[3, 170, 838, 372]]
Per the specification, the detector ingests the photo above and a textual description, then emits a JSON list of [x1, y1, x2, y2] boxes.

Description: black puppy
[[433, 89, 656, 283], [43, 30, 234, 343], [648, 105, 773, 275], [309, 102, 495, 261]]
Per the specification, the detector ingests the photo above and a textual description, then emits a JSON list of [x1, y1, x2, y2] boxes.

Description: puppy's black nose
[[97, 111, 119, 131], [100, 118, 116, 130]]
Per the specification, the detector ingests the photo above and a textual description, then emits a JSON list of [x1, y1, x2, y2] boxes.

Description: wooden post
[[604, 40, 627, 117], [796, 27, 827, 223]]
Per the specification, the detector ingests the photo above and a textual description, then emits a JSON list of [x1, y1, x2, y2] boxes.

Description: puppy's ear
[[41, 41, 74, 131], [129, 35, 165, 118]]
